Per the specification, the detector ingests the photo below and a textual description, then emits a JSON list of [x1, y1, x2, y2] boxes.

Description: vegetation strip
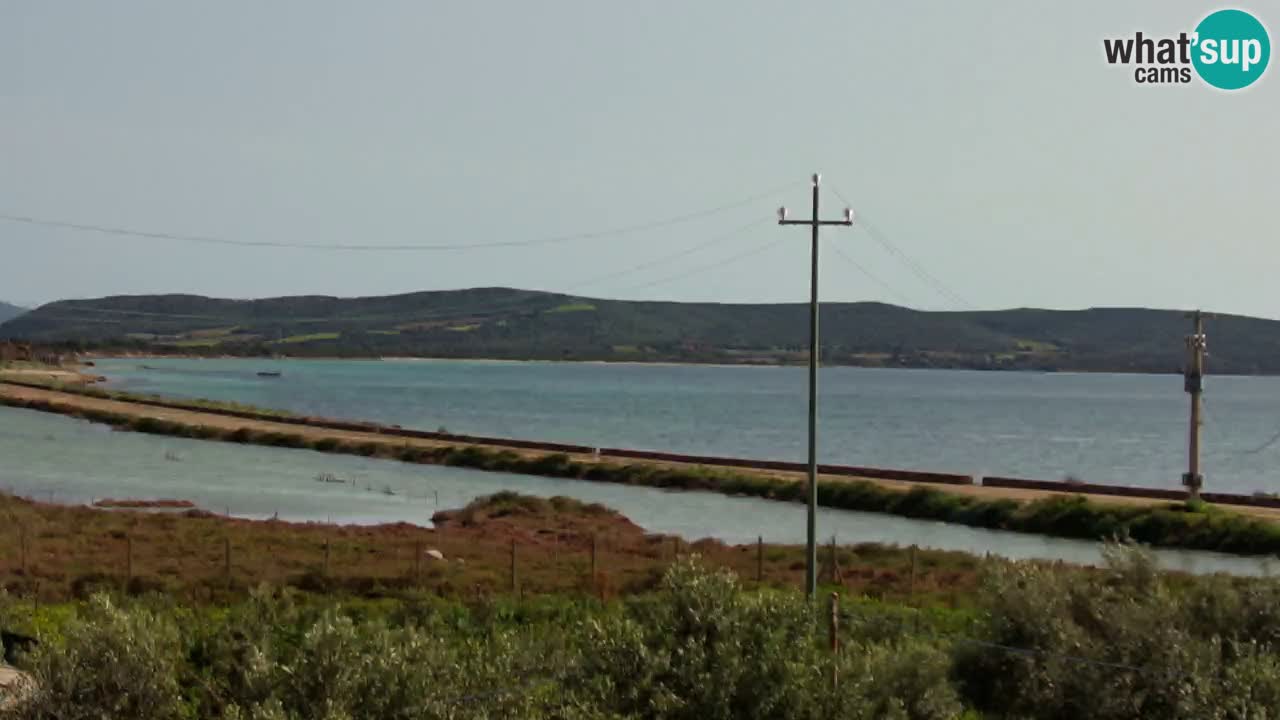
[[6, 546, 1280, 718], [4, 390, 1280, 555], [10, 376, 1280, 509]]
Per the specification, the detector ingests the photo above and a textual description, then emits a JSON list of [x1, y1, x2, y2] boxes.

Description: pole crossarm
[[776, 173, 855, 600]]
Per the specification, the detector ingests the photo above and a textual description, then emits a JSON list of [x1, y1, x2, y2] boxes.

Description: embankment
[[4, 380, 1280, 555]]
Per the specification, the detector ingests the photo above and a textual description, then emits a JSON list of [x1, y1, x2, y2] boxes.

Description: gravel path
[[4, 380, 1280, 522]]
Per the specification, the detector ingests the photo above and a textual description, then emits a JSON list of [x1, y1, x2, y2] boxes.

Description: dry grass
[[0, 491, 985, 607]]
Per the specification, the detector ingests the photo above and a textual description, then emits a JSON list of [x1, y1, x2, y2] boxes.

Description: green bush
[[572, 557, 962, 720], [3, 595, 186, 720], [955, 544, 1280, 719]]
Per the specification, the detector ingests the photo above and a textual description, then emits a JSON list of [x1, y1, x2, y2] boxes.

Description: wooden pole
[[414, 540, 422, 583], [828, 535, 838, 585], [756, 535, 764, 584], [510, 539, 518, 594], [805, 177, 821, 600], [829, 592, 840, 690], [909, 544, 917, 603], [777, 175, 855, 599], [829, 592, 840, 651], [910, 544, 919, 634]]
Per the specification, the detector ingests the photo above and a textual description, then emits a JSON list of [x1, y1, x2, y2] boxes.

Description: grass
[[165, 339, 225, 348], [92, 498, 196, 509], [186, 326, 240, 338], [545, 302, 596, 314], [0, 490, 985, 606], [4, 390, 1280, 555], [268, 332, 340, 344]]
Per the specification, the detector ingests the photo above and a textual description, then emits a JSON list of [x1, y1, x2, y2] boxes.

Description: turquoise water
[[1, 405, 1272, 575], [95, 358, 1280, 494]]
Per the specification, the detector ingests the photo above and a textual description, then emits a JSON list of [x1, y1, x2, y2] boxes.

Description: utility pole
[[1183, 310, 1208, 500], [778, 173, 854, 599]]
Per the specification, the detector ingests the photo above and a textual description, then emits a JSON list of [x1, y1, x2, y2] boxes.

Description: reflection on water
[[1, 405, 1273, 577]]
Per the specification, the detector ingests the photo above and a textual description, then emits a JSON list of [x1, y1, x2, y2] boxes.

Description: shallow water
[[2, 405, 1272, 576], [93, 358, 1280, 495]]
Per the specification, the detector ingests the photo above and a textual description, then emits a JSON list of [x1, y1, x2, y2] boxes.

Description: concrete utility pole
[[778, 173, 854, 599], [1183, 310, 1208, 500]]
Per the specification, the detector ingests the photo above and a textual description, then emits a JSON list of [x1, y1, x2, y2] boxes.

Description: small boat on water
[[257, 371, 283, 378]]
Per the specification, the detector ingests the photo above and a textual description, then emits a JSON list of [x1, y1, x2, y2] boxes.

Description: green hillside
[[1, 287, 1272, 373]]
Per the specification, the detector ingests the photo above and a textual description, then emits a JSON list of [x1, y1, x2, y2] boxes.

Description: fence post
[[909, 544, 918, 602], [756, 535, 764, 584], [829, 535, 838, 585], [510, 539, 518, 594], [414, 540, 422, 584], [829, 592, 840, 690], [910, 544, 920, 634]]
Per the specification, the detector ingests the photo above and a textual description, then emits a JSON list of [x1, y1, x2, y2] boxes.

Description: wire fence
[[0, 487, 789, 606]]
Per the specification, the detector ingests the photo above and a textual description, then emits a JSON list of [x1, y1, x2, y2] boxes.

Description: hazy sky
[[2, 1, 1276, 315]]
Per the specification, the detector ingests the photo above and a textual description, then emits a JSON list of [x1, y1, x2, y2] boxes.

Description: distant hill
[[0, 301, 26, 325], [1, 288, 1274, 373]]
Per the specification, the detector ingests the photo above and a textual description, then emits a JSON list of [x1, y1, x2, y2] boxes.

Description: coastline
[[71, 350, 1206, 375], [86, 353, 1215, 377]]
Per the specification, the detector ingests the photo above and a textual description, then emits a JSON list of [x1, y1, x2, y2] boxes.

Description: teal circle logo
[[1192, 9, 1270, 90]]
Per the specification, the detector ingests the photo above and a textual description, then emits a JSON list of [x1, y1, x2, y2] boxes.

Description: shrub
[[955, 544, 1280, 719], [571, 557, 961, 720], [3, 595, 185, 720]]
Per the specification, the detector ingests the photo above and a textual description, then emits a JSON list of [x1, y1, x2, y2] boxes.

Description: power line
[[32, 219, 776, 326], [0, 181, 799, 253], [857, 217, 974, 310], [827, 243, 916, 308], [614, 231, 783, 293], [828, 186, 975, 310], [564, 218, 769, 291]]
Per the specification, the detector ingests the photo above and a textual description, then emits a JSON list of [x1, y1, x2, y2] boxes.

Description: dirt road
[[3, 381, 1278, 522]]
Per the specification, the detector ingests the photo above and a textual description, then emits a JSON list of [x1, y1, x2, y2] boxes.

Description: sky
[[1, 1, 1277, 316]]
